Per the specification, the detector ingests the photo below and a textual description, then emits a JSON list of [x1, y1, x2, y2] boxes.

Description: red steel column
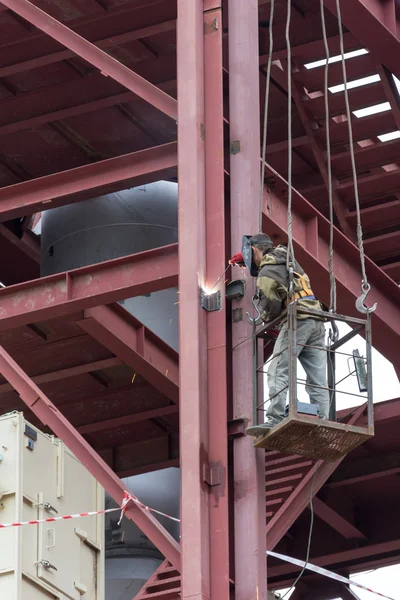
[[177, 0, 230, 597], [204, 2, 230, 599], [177, 1, 210, 599], [229, 1, 268, 599]]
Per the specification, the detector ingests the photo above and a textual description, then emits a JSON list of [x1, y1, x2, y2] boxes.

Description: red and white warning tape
[[0, 491, 180, 529], [267, 550, 397, 600]]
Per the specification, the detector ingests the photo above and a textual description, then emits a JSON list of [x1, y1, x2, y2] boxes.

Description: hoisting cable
[[335, 0, 376, 314], [280, 469, 317, 599], [285, 0, 295, 273], [320, 0, 337, 314], [259, 0, 276, 232]]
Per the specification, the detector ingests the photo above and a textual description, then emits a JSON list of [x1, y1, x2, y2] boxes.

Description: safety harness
[[284, 271, 316, 307]]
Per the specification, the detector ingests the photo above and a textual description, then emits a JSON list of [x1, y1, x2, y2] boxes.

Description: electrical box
[[0, 412, 104, 600]]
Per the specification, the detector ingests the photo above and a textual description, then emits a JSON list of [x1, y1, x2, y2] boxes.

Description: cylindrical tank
[[105, 468, 180, 600], [39, 182, 181, 597], [40, 181, 179, 351]]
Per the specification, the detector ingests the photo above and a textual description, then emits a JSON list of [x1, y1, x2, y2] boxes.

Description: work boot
[[245, 418, 278, 437]]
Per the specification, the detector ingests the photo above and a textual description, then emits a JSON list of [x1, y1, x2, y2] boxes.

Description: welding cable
[[259, 0, 275, 232], [280, 468, 317, 598], [335, 0, 368, 290]]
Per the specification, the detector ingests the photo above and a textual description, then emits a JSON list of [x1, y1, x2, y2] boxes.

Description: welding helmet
[[242, 234, 274, 277], [241, 235, 258, 277]]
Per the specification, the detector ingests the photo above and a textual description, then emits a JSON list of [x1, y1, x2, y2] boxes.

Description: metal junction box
[[0, 412, 104, 600]]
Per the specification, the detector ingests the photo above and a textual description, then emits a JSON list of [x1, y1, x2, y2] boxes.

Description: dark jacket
[[256, 245, 323, 322]]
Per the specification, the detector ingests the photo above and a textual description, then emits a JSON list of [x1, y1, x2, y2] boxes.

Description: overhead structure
[[0, 1, 399, 599]]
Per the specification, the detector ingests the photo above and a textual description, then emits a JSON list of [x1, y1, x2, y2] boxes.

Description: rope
[[335, 0, 368, 290], [259, 0, 276, 232], [285, 0, 295, 270], [320, 0, 337, 313]]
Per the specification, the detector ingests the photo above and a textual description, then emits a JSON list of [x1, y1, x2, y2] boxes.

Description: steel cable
[[259, 0, 276, 232], [335, 0, 368, 290]]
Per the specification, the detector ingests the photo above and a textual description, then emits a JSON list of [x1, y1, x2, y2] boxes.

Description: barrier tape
[[267, 550, 397, 600], [0, 491, 180, 529]]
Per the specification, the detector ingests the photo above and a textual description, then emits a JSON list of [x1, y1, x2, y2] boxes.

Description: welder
[[230, 233, 330, 436]]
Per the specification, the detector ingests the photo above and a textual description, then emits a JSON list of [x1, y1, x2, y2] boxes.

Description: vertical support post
[[288, 303, 298, 419], [177, 1, 209, 598], [178, 1, 229, 598], [228, 1, 267, 598], [366, 317, 374, 432], [328, 347, 337, 422], [204, 2, 230, 599]]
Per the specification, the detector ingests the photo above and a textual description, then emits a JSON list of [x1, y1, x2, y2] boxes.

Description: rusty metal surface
[[254, 416, 372, 462]]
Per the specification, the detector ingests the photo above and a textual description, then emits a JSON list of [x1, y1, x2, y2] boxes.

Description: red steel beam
[[77, 405, 178, 436], [0, 243, 178, 330], [289, 76, 353, 237], [229, 1, 267, 599], [268, 539, 400, 580], [0, 345, 181, 569], [0, 0, 177, 119], [0, 19, 176, 78], [0, 356, 121, 393], [204, 2, 230, 598], [311, 497, 366, 540], [262, 164, 400, 369], [76, 304, 179, 404], [177, 1, 211, 598], [0, 142, 177, 221], [323, 0, 400, 82]]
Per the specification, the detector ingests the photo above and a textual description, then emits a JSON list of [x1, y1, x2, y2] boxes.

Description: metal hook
[[246, 293, 263, 325], [355, 282, 377, 315], [329, 319, 339, 344]]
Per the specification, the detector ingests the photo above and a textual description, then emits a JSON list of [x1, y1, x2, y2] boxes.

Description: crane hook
[[246, 292, 263, 325], [355, 282, 377, 315]]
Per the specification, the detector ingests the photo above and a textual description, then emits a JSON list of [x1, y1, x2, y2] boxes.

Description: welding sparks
[[132, 374, 136, 383]]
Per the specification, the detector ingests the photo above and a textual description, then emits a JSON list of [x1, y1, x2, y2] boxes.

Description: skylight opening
[[304, 48, 368, 70], [378, 130, 400, 142], [329, 74, 380, 94], [353, 102, 391, 118]]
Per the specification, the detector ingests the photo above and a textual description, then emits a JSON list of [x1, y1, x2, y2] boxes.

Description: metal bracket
[[226, 279, 245, 301], [203, 463, 222, 488], [200, 289, 222, 312], [228, 418, 247, 439]]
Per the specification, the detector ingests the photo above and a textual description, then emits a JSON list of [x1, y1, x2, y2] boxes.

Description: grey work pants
[[265, 318, 330, 423]]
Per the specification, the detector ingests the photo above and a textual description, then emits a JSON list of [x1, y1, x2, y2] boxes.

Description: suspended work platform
[[253, 414, 372, 461], [254, 305, 374, 461]]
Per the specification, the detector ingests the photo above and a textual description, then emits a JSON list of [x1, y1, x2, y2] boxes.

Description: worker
[[241, 233, 330, 436]]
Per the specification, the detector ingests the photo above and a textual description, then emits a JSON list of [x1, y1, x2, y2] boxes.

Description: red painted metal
[[311, 497, 366, 540], [268, 539, 400, 580], [0, 244, 178, 330], [0, 0, 177, 119], [77, 405, 178, 435], [0, 344, 181, 570], [204, 4, 230, 598], [0, 19, 176, 79], [229, 1, 267, 599], [77, 305, 179, 404], [177, 1, 210, 598], [0, 142, 177, 220], [289, 78, 353, 237], [323, 0, 400, 81], [262, 165, 400, 368], [0, 356, 121, 393]]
